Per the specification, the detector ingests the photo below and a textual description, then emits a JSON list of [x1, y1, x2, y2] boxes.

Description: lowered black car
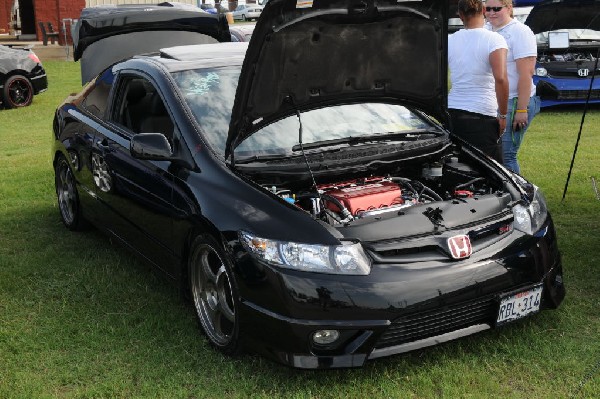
[[53, 0, 565, 369], [0, 44, 48, 108]]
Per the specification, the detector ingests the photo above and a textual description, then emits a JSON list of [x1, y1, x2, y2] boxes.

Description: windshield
[[172, 67, 238, 153], [172, 67, 434, 157], [537, 29, 600, 45], [236, 104, 432, 158]]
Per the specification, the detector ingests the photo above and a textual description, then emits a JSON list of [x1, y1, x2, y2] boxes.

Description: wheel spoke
[[202, 291, 219, 322], [58, 168, 67, 187], [217, 265, 235, 322], [200, 251, 219, 284]]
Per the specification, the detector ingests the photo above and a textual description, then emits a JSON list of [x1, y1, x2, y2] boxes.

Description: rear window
[[82, 69, 114, 118]]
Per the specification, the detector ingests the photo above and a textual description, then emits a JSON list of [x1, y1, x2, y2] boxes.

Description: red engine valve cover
[[320, 178, 403, 215], [454, 190, 474, 198]]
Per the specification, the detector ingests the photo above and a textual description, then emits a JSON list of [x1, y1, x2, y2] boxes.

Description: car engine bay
[[538, 50, 599, 63], [253, 148, 509, 228]]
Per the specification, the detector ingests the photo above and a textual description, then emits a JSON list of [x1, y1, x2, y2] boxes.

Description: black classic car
[[0, 44, 48, 108], [53, 0, 565, 369]]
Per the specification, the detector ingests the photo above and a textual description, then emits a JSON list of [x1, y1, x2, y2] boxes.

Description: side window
[[113, 76, 175, 143], [82, 69, 114, 118]]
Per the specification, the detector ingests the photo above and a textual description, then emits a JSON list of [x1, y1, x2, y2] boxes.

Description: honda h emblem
[[447, 235, 472, 259], [578, 68, 590, 77]]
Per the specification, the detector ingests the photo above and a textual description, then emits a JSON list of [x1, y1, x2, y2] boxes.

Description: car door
[[90, 72, 180, 276], [60, 68, 115, 224]]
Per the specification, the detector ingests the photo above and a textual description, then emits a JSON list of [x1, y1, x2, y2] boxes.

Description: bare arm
[[490, 48, 508, 135], [513, 56, 537, 129]]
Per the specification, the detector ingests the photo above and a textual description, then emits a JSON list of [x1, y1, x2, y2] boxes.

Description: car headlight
[[513, 185, 548, 235], [535, 67, 548, 77], [239, 231, 371, 275]]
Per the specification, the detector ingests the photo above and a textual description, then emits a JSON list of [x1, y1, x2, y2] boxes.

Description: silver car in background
[[232, 4, 263, 21]]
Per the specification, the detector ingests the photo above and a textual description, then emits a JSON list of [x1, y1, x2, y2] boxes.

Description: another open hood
[[74, 3, 230, 84], [226, 0, 448, 158], [525, 0, 600, 34]]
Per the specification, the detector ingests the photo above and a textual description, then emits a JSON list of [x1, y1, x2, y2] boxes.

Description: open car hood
[[226, 0, 448, 158], [74, 2, 230, 84], [525, 0, 600, 34]]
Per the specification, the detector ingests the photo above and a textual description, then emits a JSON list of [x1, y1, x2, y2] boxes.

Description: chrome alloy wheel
[[190, 241, 237, 348], [56, 157, 77, 226], [92, 153, 112, 192]]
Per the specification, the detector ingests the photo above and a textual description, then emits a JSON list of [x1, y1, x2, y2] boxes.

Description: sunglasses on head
[[485, 6, 505, 12]]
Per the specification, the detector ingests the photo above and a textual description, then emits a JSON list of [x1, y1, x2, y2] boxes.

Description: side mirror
[[130, 133, 173, 160]]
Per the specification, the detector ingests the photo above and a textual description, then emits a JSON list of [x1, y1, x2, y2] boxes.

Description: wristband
[[515, 109, 528, 113]]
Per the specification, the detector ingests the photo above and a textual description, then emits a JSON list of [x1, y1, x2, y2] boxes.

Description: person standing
[[448, 0, 509, 163], [485, 0, 540, 174]]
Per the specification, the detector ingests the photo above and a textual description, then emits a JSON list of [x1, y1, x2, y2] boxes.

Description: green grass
[[1, 61, 599, 398]]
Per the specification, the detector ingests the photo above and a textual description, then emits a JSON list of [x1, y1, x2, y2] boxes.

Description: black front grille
[[367, 214, 513, 264], [548, 70, 600, 78], [557, 89, 600, 100], [375, 297, 496, 349]]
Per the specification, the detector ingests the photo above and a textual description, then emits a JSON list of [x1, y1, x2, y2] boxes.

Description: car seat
[[123, 81, 148, 133], [139, 93, 174, 140]]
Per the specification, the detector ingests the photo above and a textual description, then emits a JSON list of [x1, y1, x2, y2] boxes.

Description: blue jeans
[[502, 95, 541, 174]]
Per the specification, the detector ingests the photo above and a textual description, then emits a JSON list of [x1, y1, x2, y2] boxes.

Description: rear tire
[[189, 235, 242, 355], [2, 75, 33, 108], [55, 155, 88, 231]]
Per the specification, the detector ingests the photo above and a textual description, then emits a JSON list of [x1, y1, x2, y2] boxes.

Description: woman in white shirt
[[485, 0, 540, 174], [448, 0, 509, 163]]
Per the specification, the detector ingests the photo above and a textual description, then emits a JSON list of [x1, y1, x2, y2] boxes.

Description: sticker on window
[[184, 72, 220, 96], [296, 0, 313, 8], [381, 123, 412, 132]]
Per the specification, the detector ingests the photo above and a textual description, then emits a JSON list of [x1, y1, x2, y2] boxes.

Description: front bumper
[[236, 217, 565, 369], [30, 67, 48, 94], [535, 75, 600, 107]]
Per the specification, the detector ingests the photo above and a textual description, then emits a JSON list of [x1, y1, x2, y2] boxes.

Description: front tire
[[189, 235, 241, 355], [55, 155, 88, 231], [2, 75, 33, 108], [242, 14, 247, 21]]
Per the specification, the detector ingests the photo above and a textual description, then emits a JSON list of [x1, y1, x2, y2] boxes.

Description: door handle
[[96, 139, 110, 151]]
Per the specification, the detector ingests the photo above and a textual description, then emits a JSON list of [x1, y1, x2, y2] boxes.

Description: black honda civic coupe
[[52, 0, 565, 369]]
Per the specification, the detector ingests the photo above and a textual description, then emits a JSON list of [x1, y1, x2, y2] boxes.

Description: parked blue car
[[526, 0, 600, 107]]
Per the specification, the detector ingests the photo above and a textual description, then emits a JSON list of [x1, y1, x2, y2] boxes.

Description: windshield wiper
[[234, 153, 290, 164], [291, 129, 443, 152]]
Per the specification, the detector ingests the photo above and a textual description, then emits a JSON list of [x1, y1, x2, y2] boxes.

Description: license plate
[[496, 284, 543, 325]]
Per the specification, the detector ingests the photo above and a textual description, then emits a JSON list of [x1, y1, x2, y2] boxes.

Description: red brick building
[[1, 0, 85, 44]]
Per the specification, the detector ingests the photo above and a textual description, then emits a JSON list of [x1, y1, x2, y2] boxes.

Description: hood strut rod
[[294, 107, 323, 212]]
